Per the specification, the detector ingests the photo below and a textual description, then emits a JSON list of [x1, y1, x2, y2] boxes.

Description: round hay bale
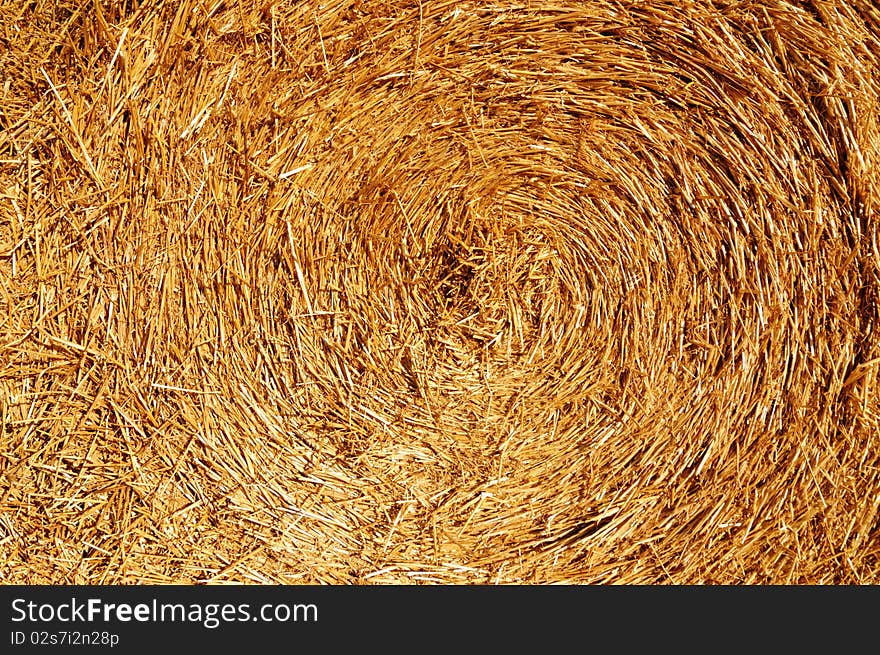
[[1, 0, 878, 583]]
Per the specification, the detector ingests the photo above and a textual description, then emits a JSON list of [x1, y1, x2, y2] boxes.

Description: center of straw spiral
[[425, 209, 566, 354]]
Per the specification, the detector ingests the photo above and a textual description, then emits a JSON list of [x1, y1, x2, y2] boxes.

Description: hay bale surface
[[1, 0, 879, 583]]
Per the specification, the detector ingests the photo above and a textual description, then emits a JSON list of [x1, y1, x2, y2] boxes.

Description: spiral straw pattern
[[1, 0, 879, 582]]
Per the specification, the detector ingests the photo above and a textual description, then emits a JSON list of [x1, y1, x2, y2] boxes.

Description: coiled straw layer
[[1, 0, 879, 582]]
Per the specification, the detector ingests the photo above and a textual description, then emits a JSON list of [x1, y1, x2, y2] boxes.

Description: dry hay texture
[[1, 0, 879, 585]]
